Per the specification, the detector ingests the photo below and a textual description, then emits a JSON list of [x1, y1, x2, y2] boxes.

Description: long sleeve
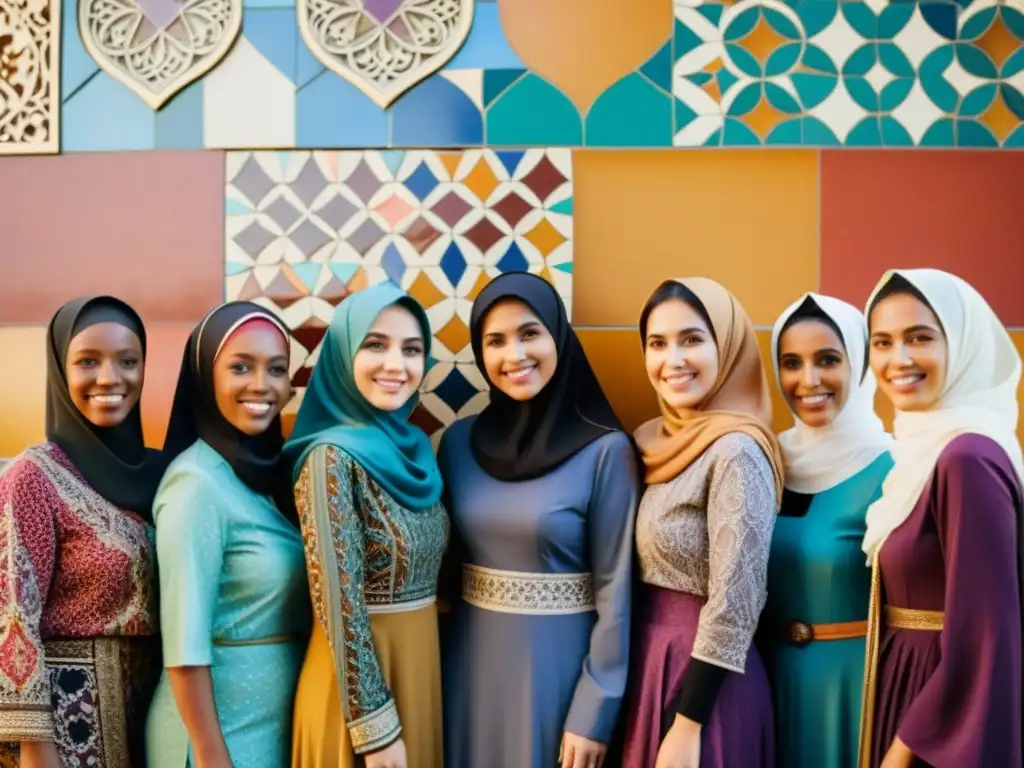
[[897, 439, 1022, 766], [0, 459, 58, 741], [435, 430, 462, 611], [295, 445, 400, 755], [154, 470, 226, 667], [563, 432, 640, 743], [674, 436, 777, 719]]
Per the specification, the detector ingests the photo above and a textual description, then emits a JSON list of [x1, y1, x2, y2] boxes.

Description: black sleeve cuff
[[673, 658, 730, 724]]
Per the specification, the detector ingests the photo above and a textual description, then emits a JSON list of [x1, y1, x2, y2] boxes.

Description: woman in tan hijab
[[622, 278, 783, 768]]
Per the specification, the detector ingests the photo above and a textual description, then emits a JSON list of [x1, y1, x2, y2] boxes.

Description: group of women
[[0, 266, 1019, 768]]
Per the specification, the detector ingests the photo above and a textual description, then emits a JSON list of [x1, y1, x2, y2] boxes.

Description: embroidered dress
[[145, 440, 309, 768], [291, 445, 449, 767], [0, 443, 159, 768], [623, 433, 777, 767]]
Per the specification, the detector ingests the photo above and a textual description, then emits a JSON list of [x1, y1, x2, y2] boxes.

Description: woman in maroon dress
[[859, 269, 1023, 768]]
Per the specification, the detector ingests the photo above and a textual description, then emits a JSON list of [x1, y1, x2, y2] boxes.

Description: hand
[[193, 747, 234, 768], [560, 731, 607, 768], [880, 737, 914, 768], [655, 715, 702, 768], [365, 738, 407, 768], [19, 741, 63, 768]]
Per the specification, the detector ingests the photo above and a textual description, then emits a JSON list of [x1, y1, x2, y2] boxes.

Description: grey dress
[[439, 416, 640, 768]]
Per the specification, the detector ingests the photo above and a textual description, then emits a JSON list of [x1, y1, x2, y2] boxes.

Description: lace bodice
[[635, 432, 777, 671]]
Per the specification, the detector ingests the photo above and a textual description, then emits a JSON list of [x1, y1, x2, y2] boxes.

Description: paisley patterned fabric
[[0, 443, 159, 766]]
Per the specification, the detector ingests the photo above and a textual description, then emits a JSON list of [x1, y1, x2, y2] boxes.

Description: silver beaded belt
[[461, 563, 595, 615]]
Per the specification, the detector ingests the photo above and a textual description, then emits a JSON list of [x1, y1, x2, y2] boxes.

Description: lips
[[504, 365, 536, 384], [663, 372, 695, 389], [373, 377, 407, 393], [797, 393, 832, 407], [889, 373, 925, 392], [240, 401, 272, 416], [88, 394, 124, 406]]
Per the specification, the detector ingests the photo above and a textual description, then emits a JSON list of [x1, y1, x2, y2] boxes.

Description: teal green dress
[[145, 440, 310, 767], [761, 453, 892, 768]]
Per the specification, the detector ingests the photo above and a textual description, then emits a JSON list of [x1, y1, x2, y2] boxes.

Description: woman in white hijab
[[858, 269, 1022, 768], [761, 293, 893, 768]]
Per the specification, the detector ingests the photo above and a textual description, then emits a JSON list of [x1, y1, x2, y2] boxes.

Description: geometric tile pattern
[[674, 0, 1024, 147], [224, 149, 573, 438], [0, 0, 60, 154]]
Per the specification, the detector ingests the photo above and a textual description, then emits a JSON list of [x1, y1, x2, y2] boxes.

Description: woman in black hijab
[[439, 272, 641, 768], [145, 301, 310, 768], [0, 296, 163, 767]]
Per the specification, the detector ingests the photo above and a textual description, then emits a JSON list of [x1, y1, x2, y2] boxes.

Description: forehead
[[646, 298, 709, 335], [482, 298, 543, 332], [217, 323, 289, 356], [67, 322, 142, 351], [368, 303, 422, 336], [779, 318, 844, 353], [869, 293, 941, 331]]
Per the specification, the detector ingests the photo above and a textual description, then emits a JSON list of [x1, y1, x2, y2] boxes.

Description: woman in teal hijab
[[287, 283, 449, 768]]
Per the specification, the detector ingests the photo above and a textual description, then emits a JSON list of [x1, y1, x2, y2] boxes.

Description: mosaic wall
[[224, 149, 573, 438], [4, 0, 1024, 153]]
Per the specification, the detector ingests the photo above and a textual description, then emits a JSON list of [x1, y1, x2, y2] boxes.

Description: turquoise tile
[[391, 75, 483, 147], [880, 79, 914, 111], [960, 6, 996, 40], [640, 41, 673, 93], [876, 3, 913, 40], [766, 118, 802, 145], [721, 118, 761, 146], [846, 76, 880, 111], [765, 7, 801, 39], [244, 9, 298, 83], [920, 3, 957, 40], [801, 116, 842, 146], [61, 0, 98, 100], [1003, 84, 1024, 121], [880, 116, 913, 146], [675, 17, 706, 58], [296, 38, 326, 88], [550, 198, 573, 216], [765, 82, 801, 113], [959, 83, 996, 117], [842, 3, 877, 39], [956, 119, 999, 147], [244, 0, 294, 7], [802, 45, 838, 76], [725, 82, 761, 117], [486, 74, 582, 146], [956, 42, 997, 79], [724, 7, 758, 42], [226, 200, 253, 216], [674, 97, 699, 137], [878, 44, 914, 78], [155, 80, 204, 149], [483, 69, 527, 107], [843, 44, 876, 77], [585, 73, 672, 147], [766, 43, 802, 77], [847, 117, 883, 146], [796, 1, 837, 37], [725, 44, 762, 77], [447, 3, 525, 70], [1005, 124, 1024, 148], [920, 118, 956, 146], [696, 4, 722, 26], [792, 73, 837, 109], [1005, 49, 1024, 80], [63, 75, 155, 151], [296, 72, 390, 147]]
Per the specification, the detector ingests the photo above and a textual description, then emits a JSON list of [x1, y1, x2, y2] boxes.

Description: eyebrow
[[871, 324, 939, 337], [364, 331, 423, 344], [70, 347, 140, 356], [225, 352, 289, 362], [484, 320, 542, 338], [647, 326, 707, 338]]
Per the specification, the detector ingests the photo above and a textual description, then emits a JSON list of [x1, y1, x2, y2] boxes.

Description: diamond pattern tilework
[[225, 149, 574, 437], [672, 0, 1024, 147]]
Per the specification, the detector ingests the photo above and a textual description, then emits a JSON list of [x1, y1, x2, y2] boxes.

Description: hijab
[[468, 272, 624, 482], [283, 283, 443, 510], [45, 296, 165, 518], [861, 268, 1024, 559], [634, 277, 784, 499], [163, 301, 297, 523], [771, 293, 892, 494]]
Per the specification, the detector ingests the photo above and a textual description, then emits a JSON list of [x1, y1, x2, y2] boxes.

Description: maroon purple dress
[[867, 434, 1023, 768]]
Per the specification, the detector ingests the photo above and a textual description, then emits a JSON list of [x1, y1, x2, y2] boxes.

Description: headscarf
[[283, 283, 442, 510], [634, 277, 783, 499], [163, 301, 297, 523], [468, 272, 624, 482], [771, 293, 892, 494], [861, 268, 1024, 558], [45, 296, 165, 518]]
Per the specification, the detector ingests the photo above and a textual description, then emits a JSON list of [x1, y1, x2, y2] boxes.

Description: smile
[[240, 401, 272, 415], [889, 373, 925, 391], [797, 393, 832, 406], [504, 365, 536, 384], [89, 394, 124, 405], [663, 372, 695, 388], [373, 377, 407, 393]]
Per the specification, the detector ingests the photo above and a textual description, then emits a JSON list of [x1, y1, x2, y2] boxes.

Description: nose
[[668, 344, 685, 368], [383, 344, 405, 371], [800, 364, 821, 388], [894, 342, 913, 366], [96, 359, 119, 386], [251, 366, 270, 393], [508, 338, 526, 363]]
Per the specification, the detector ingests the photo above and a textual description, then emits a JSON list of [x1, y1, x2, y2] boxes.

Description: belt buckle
[[788, 620, 814, 646]]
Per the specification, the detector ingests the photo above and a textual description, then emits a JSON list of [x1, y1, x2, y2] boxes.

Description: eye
[[780, 358, 800, 370], [76, 357, 97, 368], [647, 339, 665, 350], [683, 335, 704, 346], [270, 365, 289, 376], [230, 362, 251, 374], [871, 339, 890, 350], [363, 340, 385, 351], [820, 354, 843, 367], [485, 337, 503, 348], [403, 345, 423, 357], [909, 334, 933, 345], [121, 356, 140, 368], [521, 329, 539, 340]]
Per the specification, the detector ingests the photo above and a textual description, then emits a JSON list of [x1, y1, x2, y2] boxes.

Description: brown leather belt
[[785, 619, 868, 646], [884, 606, 944, 631]]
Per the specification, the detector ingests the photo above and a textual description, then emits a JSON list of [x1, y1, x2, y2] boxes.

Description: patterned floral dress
[[0, 443, 160, 767], [291, 445, 449, 768]]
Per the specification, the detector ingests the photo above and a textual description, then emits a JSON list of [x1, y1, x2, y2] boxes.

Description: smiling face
[[869, 292, 948, 412], [352, 303, 426, 411], [65, 322, 145, 428], [644, 298, 720, 410], [777, 318, 851, 428], [212, 323, 292, 435], [480, 299, 558, 402]]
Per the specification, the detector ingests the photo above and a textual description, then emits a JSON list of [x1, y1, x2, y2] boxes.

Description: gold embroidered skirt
[[291, 603, 443, 768], [0, 636, 159, 768]]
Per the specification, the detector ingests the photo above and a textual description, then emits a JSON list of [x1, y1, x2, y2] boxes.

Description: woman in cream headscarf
[[761, 293, 893, 768], [858, 269, 1022, 768], [622, 278, 783, 768]]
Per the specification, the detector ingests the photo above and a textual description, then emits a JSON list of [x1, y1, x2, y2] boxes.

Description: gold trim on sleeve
[[348, 698, 402, 755], [0, 708, 54, 741]]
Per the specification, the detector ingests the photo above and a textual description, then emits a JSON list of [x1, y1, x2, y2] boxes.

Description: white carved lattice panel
[[0, 0, 60, 154], [297, 0, 474, 108], [79, 0, 242, 109]]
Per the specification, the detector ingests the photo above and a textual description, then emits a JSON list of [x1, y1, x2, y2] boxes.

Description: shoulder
[[440, 416, 474, 447], [0, 445, 58, 513], [156, 442, 229, 510], [588, 430, 636, 464], [299, 443, 358, 475], [936, 434, 1020, 490], [707, 432, 772, 470]]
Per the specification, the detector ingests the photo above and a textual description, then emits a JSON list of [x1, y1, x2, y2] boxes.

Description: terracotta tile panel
[[140, 324, 193, 448], [576, 328, 658, 434], [0, 152, 225, 325], [573, 150, 819, 327], [756, 330, 795, 435], [0, 327, 47, 457], [821, 151, 1024, 327]]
